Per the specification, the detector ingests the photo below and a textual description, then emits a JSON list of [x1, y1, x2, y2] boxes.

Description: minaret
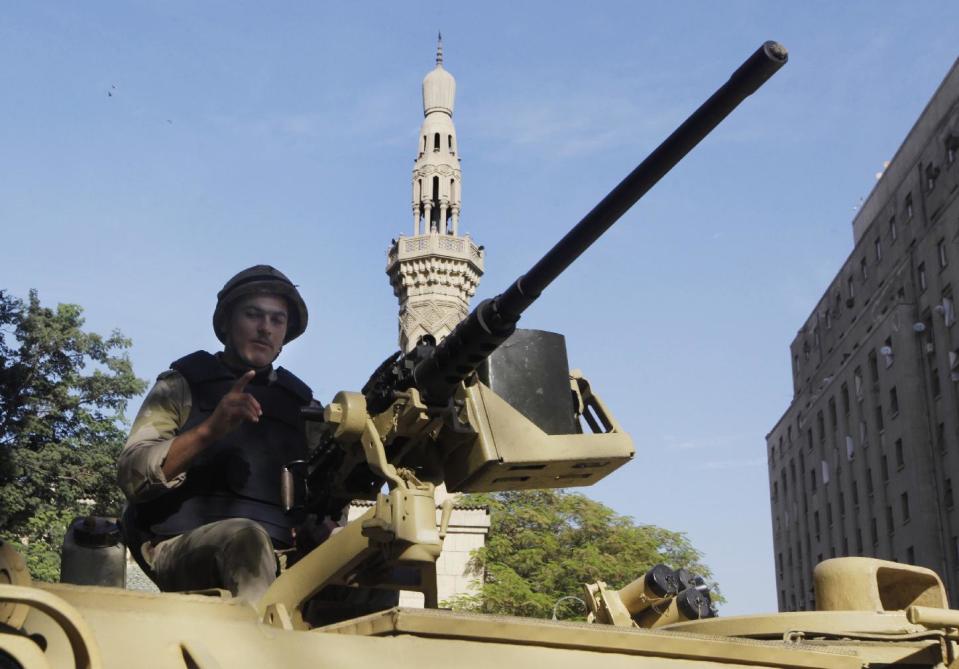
[[387, 35, 484, 352]]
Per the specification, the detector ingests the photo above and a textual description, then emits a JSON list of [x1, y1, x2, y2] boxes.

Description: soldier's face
[[226, 294, 289, 368]]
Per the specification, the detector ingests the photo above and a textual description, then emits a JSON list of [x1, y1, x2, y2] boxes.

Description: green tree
[[445, 490, 719, 618], [0, 290, 146, 580]]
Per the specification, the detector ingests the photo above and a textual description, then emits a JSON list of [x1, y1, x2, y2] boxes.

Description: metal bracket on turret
[[259, 391, 451, 629]]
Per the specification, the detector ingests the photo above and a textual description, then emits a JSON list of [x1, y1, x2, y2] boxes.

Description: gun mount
[[259, 41, 788, 627]]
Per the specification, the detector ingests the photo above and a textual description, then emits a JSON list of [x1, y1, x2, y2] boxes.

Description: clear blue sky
[[2, 2, 957, 615]]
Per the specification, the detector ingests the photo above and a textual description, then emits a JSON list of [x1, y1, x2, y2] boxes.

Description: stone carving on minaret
[[387, 35, 484, 352]]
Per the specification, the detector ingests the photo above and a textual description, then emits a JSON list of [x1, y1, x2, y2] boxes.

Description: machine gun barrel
[[413, 41, 787, 403]]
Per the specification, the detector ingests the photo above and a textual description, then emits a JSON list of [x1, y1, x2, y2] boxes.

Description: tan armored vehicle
[[4, 41, 958, 669]]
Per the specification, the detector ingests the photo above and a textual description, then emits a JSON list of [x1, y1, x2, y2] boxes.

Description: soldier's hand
[[206, 370, 262, 439]]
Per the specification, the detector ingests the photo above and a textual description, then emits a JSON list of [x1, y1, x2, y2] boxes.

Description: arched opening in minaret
[[431, 176, 440, 232], [422, 135, 427, 153], [433, 133, 440, 152], [449, 178, 456, 234], [448, 135, 453, 153]]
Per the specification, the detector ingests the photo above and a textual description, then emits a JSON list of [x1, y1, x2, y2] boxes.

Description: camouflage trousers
[[142, 518, 277, 604]]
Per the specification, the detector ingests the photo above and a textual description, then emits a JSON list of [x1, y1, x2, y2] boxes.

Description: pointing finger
[[231, 369, 255, 393]]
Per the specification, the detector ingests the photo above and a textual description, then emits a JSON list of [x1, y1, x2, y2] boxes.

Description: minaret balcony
[[387, 233, 484, 270]]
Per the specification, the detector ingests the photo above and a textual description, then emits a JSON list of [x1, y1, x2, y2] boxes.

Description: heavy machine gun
[[259, 41, 789, 629]]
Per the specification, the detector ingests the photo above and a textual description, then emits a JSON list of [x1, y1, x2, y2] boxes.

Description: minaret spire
[[386, 39, 485, 353]]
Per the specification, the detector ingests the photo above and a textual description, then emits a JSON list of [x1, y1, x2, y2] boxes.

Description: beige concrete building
[[767, 58, 959, 611]]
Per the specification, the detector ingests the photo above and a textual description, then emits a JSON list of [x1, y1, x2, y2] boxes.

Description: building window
[[890, 216, 897, 242], [854, 367, 864, 401], [905, 193, 913, 220], [859, 420, 868, 447], [866, 468, 874, 496], [821, 459, 830, 484], [875, 238, 882, 262], [841, 383, 850, 415], [871, 517, 878, 545], [817, 411, 825, 442], [874, 405, 884, 432], [814, 511, 821, 539], [923, 312, 936, 353], [839, 491, 846, 516], [881, 454, 889, 482], [942, 290, 955, 327], [882, 337, 894, 367], [868, 350, 879, 385], [853, 480, 860, 507], [895, 439, 905, 469], [889, 386, 899, 415], [886, 505, 894, 535], [939, 239, 949, 269], [901, 492, 910, 522], [937, 422, 946, 452], [810, 468, 817, 491], [856, 528, 863, 554], [946, 478, 954, 509], [846, 434, 855, 460], [906, 546, 915, 564], [847, 275, 855, 301], [843, 537, 849, 555], [827, 502, 833, 526], [918, 262, 927, 292], [948, 136, 958, 166], [860, 257, 868, 280], [926, 163, 940, 192], [932, 367, 942, 398]]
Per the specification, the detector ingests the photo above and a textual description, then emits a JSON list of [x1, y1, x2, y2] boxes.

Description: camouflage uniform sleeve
[[117, 370, 192, 503]]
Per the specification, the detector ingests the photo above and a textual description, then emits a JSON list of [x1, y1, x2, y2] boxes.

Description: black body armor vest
[[134, 351, 311, 547]]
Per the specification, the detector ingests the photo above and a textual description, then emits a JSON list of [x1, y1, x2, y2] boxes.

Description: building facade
[[767, 59, 959, 611]]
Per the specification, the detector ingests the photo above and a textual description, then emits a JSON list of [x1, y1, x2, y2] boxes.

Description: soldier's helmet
[[213, 265, 308, 344]]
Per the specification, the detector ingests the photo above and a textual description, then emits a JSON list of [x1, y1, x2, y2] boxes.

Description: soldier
[[118, 265, 313, 603]]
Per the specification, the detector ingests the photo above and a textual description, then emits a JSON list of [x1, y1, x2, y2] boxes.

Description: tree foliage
[[445, 490, 719, 619], [0, 290, 145, 580]]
